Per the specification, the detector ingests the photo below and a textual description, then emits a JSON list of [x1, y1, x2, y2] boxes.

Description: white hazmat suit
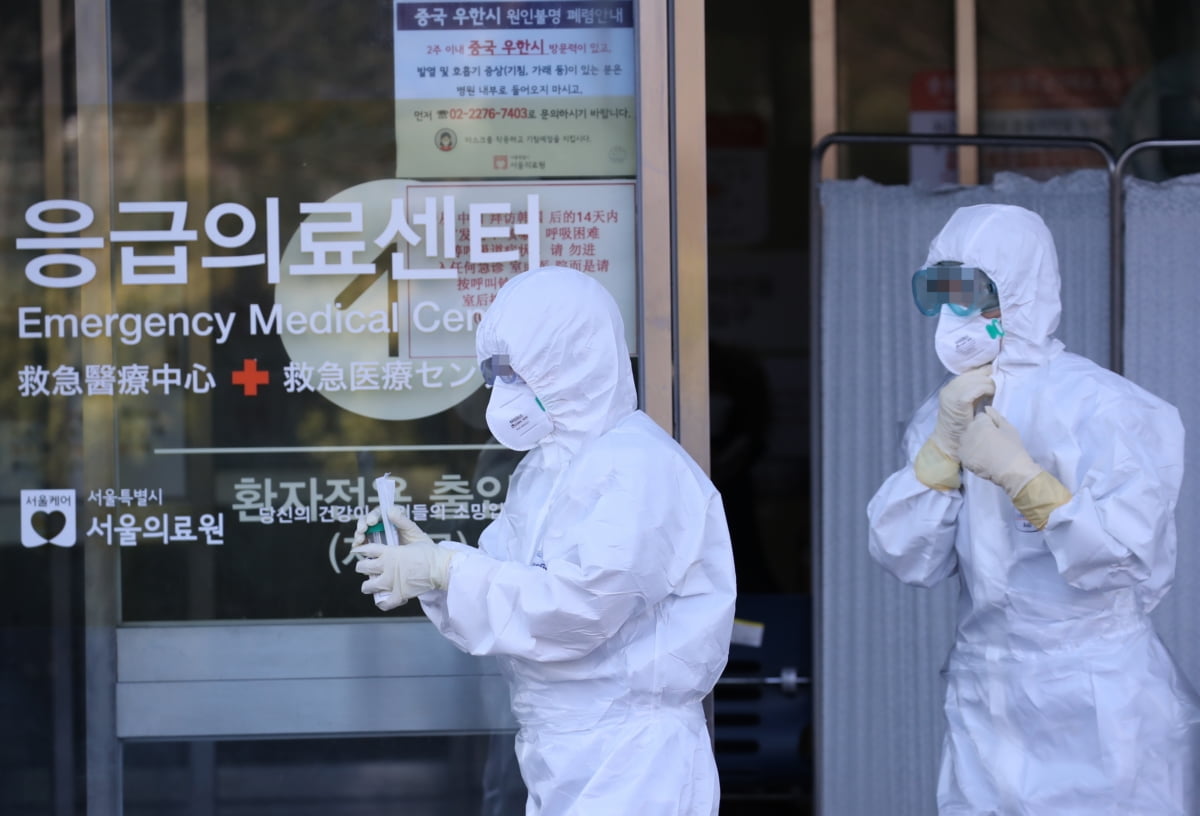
[[371, 266, 737, 815], [868, 204, 1198, 815]]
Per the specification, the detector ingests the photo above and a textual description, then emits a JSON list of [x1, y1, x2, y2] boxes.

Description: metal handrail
[[809, 132, 1119, 374], [718, 666, 811, 695]]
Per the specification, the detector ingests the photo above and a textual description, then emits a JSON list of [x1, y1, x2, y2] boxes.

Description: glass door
[[3, 1, 675, 813]]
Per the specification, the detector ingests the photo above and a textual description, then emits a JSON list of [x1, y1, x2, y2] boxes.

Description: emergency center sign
[[14, 180, 636, 421]]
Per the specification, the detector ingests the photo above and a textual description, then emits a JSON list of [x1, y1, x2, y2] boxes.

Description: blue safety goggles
[[480, 354, 525, 388], [912, 261, 1000, 317]]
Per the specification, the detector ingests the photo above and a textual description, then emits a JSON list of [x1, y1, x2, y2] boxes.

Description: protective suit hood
[[924, 204, 1065, 368], [476, 265, 637, 455]]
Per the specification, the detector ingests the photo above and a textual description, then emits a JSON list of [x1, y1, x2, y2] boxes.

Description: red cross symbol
[[232, 359, 270, 396]]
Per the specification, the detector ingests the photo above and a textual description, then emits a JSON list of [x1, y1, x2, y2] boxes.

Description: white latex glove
[[351, 508, 458, 611], [929, 365, 995, 460], [958, 406, 1042, 497]]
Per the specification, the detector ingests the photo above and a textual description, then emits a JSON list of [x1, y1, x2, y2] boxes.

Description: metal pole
[[953, 0, 979, 185], [636, 0, 673, 433], [76, 0, 122, 812], [811, 0, 838, 181]]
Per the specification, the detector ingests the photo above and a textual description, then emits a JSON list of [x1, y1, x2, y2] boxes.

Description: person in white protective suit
[[351, 265, 737, 816], [867, 203, 1199, 815]]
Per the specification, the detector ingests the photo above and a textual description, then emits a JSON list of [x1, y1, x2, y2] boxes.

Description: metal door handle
[[717, 667, 810, 694]]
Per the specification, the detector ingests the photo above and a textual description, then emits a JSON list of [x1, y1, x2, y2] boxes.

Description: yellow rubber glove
[[914, 365, 995, 491], [959, 406, 1071, 529], [1011, 470, 1073, 530], [352, 509, 458, 610], [914, 437, 963, 491]]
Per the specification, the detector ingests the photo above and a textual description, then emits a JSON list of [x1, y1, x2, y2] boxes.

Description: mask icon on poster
[[435, 128, 457, 152]]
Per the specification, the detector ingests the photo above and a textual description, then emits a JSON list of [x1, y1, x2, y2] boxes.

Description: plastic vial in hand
[[366, 519, 387, 546], [366, 519, 394, 606]]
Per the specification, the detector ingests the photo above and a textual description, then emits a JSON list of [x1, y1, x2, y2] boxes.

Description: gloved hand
[[959, 406, 1071, 529], [914, 365, 995, 491], [958, 406, 1040, 494], [931, 365, 995, 458], [351, 508, 458, 611]]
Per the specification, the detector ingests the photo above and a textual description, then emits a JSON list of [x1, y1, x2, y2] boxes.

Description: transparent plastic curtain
[[816, 170, 1111, 816], [1123, 174, 1200, 696]]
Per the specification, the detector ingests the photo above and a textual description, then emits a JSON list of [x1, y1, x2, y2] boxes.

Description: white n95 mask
[[485, 380, 553, 450], [935, 309, 1004, 374]]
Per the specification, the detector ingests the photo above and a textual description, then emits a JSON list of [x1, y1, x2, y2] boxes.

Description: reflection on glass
[[123, 735, 526, 815]]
